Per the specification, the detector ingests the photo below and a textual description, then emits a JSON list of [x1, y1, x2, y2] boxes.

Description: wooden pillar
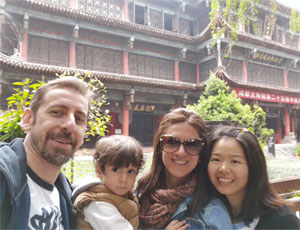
[[283, 69, 288, 88], [0, 15, 3, 54], [242, 60, 247, 82], [20, 13, 29, 61], [122, 100, 129, 136], [277, 117, 282, 144], [69, 42, 76, 68], [121, 50, 130, 136], [153, 114, 163, 139], [291, 116, 295, 133], [108, 103, 117, 135], [123, 51, 129, 75], [196, 64, 199, 84], [69, 24, 78, 68], [284, 107, 290, 136], [123, 0, 129, 21], [174, 60, 179, 81], [281, 30, 285, 45]]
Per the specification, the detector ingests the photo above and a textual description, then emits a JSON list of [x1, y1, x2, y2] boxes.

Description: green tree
[[0, 77, 45, 141], [71, 72, 110, 140], [0, 73, 110, 142], [0, 73, 110, 182], [187, 73, 273, 145], [209, 0, 300, 49]]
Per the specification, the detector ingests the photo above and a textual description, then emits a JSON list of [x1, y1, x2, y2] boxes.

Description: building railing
[[271, 176, 300, 217]]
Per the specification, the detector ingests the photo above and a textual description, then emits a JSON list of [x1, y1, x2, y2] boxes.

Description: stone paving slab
[[264, 143, 299, 159]]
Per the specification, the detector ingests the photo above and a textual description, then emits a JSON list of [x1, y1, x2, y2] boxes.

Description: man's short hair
[[30, 76, 93, 115]]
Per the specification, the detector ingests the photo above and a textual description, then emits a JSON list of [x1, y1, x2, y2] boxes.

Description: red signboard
[[232, 88, 300, 105]]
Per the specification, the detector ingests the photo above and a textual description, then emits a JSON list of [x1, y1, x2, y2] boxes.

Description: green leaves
[[72, 73, 110, 141], [209, 0, 259, 48], [210, 0, 299, 47], [0, 78, 45, 142], [187, 73, 273, 145], [0, 73, 110, 142]]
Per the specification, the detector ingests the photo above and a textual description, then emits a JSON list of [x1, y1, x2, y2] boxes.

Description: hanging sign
[[233, 88, 300, 105], [127, 104, 156, 112]]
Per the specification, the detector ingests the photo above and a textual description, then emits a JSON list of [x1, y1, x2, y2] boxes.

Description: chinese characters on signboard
[[233, 88, 300, 105], [127, 104, 156, 112]]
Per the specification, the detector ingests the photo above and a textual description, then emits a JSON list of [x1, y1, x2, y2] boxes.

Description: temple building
[[0, 0, 299, 145]]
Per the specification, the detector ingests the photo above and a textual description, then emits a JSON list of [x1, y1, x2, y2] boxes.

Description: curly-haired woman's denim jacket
[[169, 195, 232, 229]]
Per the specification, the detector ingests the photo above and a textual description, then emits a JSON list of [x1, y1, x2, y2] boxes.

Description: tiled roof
[[7, 0, 196, 45], [5, 0, 300, 55], [1, 52, 299, 95], [237, 32, 300, 57], [218, 68, 300, 96], [2, 0, 300, 96], [0, 52, 196, 90]]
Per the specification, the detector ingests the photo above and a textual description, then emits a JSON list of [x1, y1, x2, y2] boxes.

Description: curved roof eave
[[237, 32, 300, 57], [0, 53, 196, 91], [219, 68, 300, 96], [1, 53, 299, 95], [217, 16, 300, 57]]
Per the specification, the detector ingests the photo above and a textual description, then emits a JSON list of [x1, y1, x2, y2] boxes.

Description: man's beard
[[34, 131, 77, 166]]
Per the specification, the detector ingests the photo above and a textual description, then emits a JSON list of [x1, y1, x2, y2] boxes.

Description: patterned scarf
[[139, 175, 197, 228]]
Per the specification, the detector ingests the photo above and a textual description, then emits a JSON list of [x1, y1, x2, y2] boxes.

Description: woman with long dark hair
[[206, 126, 300, 229], [136, 108, 232, 229]]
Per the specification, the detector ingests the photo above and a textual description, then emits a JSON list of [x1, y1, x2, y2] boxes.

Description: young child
[[73, 135, 144, 230]]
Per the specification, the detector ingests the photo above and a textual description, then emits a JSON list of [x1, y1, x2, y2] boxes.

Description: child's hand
[[165, 220, 189, 230]]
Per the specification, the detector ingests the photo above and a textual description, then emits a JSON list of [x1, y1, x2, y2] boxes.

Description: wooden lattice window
[[247, 63, 283, 87], [199, 59, 217, 82], [1, 23, 18, 55], [272, 26, 282, 43], [76, 44, 122, 73], [28, 35, 68, 67], [179, 18, 190, 35], [78, 0, 122, 20], [288, 71, 300, 89], [285, 32, 298, 48], [197, 11, 210, 34], [129, 53, 174, 80], [164, 13, 173, 31], [223, 58, 243, 81], [149, 9, 162, 29], [135, 5, 146, 25], [179, 62, 196, 83]]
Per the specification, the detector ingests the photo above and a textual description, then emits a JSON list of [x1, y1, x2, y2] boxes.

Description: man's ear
[[20, 108, 33, 133]]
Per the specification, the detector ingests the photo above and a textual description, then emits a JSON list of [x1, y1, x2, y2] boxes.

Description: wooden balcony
[[271, 176, 300, 217]]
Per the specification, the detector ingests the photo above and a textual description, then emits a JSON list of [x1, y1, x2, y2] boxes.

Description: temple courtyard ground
[[69, 143, 300, 182]]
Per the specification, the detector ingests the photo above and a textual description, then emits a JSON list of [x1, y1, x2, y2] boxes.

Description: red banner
[[232, 88, 300, 105]]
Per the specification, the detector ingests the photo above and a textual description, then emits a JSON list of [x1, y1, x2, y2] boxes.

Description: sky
[[276, 0, 300, 10]]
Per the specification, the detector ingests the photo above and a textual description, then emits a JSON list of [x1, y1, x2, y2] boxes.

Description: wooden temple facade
[[0, 0, 299, 145]]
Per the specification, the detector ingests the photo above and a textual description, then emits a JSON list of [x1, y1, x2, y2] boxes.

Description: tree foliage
[[289, 9, 300, 37], [0, 73, 110, 142], [0, 77, 45, 141], [209, 0, 260, 47], [187, 73, 273, 145], [210, 0, 299, 48], [71, 72, 110, 140]]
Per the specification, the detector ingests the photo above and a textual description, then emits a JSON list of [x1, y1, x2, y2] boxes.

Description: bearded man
[[0, 76, 93, 229]]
